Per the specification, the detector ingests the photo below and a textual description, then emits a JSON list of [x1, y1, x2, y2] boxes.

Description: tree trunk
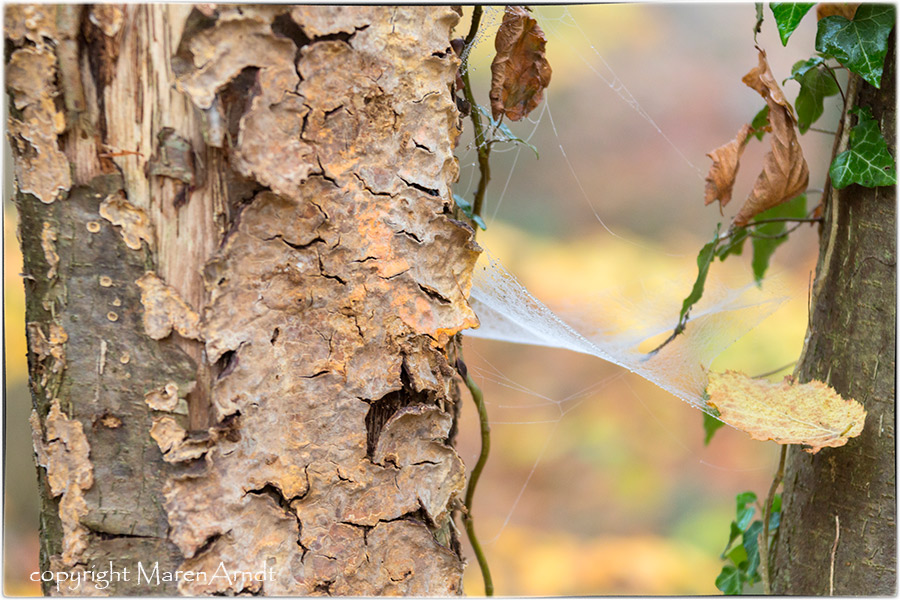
[[7, 5, 476, 595], [771, 36, 896, 595]]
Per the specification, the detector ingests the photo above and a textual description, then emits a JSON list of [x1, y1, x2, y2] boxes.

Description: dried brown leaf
[[489, 6, 552, 122], [816, 3, 859, 20], [734, 49, 809, 227], [707, 370, 866, 453], [705, 124, 753, 208]]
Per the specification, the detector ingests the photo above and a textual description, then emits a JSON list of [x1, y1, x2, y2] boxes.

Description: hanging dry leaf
[[707, 370, 866, 453], [704, 124, 753, 208], [489, 6, 552, 122], [816, 3, 859, 20], [733, 49, 809, 227]]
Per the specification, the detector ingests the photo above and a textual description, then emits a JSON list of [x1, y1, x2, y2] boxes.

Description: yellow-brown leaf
[[489, 6, 552, 122], [733, 49, 809, 227], [707, 370, 866, 453], [705, 124, 753, 208]]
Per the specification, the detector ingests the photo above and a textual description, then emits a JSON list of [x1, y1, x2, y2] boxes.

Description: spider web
[[452, 5, 812, 549]]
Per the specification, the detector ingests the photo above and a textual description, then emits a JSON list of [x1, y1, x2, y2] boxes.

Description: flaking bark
[[9, 5, 475, 595]]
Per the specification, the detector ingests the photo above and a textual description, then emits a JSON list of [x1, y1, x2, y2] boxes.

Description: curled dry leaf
[[489, 6, 552, 122], [705, 124, 753, 209], [734, 49, 809, 226], [707, 370, 866, 453]]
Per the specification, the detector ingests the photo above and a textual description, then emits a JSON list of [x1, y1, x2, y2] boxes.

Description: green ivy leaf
[[830, 107, 898, 189], [716, 565, 744, 595], [453, 193, 487, 230], [769, 494, 783, 531], [703, 412, 726, 445], [717, 227, 749, 260], [769, 509, 781, 532], [726, 544, 748, 568], [736, 506, 756, 531], [771, 3, 816, 46], [736, 491, 757, 510], [678, 225, 720, 324], [815, 4, 896, 88], [742, 521, 764, 580], [722, 521, 745, 558], [751, 194, 807, 285], [785, 57, 840, 134], [750, 106, 770, 141]]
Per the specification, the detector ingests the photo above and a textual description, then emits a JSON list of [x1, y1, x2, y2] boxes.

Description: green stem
[[760, 445, 786, 594], [460, 6, 491, 221], [463, 5, 483, 47], [752, 361, 797, 379], [744, 216, 822, 226], [463, 372, 494, 596]]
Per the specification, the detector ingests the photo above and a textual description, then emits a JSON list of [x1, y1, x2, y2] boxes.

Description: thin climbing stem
[[822, 62, 846, 104], [753, 361, 797, 379], [460, 367, 494, 596], [460, 6, 491, 221], [463, 4, 482, 47], [744, 216, 823, 227], [759, 445, 786, 595], [749, 221, 807, 240], [808, 127, 839, 136]]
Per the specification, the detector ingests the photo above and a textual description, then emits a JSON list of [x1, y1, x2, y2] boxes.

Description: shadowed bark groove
[[771, 36, 896, 595]]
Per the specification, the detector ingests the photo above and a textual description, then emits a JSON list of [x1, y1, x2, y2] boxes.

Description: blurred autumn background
[[4, 4, 836, 596]]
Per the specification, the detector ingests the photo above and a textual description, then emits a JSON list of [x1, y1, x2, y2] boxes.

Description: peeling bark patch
[[5, 45, 71, 203], [41, 222, 60, 279], [98, 192, 155, 251], [144, 382, 184, 412], [5, 5, 59, 44], [150, 415, 211, 463], [136, 272, 202, 341], [163, 7, 471, 595], [31, 400, 94, 567], [27, 322, 67, 388]]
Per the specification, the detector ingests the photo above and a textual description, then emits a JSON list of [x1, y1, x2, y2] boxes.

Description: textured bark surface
[[771, 38, 896, 595], [8, 5, 475, 595]]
